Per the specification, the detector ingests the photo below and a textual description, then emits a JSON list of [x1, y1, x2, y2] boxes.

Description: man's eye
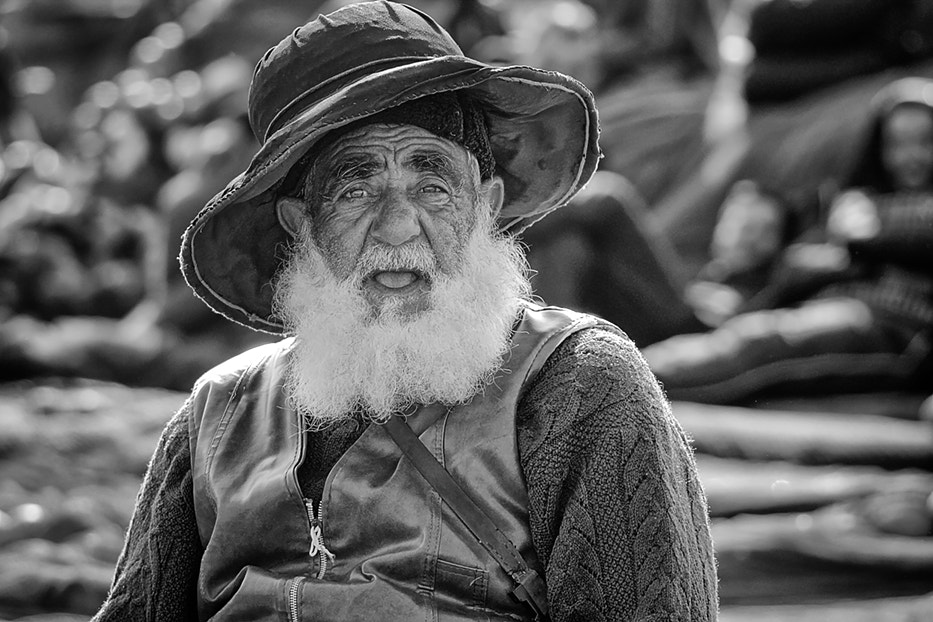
[[420, 184, 448, 194], [342, 188, 369, 199]]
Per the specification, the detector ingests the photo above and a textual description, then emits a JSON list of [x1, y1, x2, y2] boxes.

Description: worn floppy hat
[[180, 0, 601, 333]]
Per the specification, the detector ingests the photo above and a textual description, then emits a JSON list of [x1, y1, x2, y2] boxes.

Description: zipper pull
[[305, 499, 335, 578]]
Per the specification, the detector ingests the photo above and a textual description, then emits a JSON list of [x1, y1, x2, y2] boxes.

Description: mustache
[[353, 243, 439, 283]]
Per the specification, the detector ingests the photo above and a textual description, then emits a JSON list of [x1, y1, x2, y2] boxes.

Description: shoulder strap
[[382, 416, 549, 621]]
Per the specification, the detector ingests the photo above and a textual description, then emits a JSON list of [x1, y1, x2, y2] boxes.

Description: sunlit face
[[302, 124, 499, 318], [881, 104, 933, 191]]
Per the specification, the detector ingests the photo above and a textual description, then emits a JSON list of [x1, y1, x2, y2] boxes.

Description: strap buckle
[[509, 568, 549, 620]]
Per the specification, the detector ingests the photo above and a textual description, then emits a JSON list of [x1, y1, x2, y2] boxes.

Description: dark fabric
[[297, 413, 367, 503], [744, 0, 933, 103], [91, 326, 718, 621], [744, 50, 889, 105], [748, 0, 894, 55]]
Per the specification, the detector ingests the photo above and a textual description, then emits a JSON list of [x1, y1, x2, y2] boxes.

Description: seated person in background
[[522, 172, 792, 346], [644, 77, 933, 404], [685, 179, 793, 327]]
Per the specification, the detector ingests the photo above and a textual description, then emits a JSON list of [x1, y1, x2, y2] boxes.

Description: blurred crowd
[[0, 0, 932, 405], [0, 0, 325, 388]]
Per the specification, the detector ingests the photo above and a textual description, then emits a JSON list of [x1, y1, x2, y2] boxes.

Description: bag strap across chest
[[383, 416, 549, 620]]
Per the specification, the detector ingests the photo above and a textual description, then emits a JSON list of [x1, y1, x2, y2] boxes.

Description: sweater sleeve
[[517, 326, 718, 621], [92, 400, 202, 622]]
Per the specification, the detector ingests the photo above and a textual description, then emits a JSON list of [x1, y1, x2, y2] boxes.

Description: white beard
[[272, 207, 532, 430]]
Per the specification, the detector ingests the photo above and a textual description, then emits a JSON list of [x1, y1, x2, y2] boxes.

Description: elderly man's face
[[274, 124, 523, 424], [296, 124, 499, 318]]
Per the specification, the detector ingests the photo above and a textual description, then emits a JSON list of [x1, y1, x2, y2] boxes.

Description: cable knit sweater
[[92, 326, 718, 621]]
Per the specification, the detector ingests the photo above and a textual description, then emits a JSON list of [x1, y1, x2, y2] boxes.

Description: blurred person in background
[[643, 77, 933, 404], [523, 171, 795, 346], [92, 2, 717, 621], [683, 179, 794, 327]]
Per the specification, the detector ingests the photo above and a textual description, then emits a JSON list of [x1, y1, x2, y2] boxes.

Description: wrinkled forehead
[[317, 123, 476, 171]]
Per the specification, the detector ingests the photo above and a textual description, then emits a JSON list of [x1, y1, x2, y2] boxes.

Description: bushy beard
[[272, 207, 532, 430]]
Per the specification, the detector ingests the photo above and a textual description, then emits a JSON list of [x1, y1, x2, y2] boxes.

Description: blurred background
[[0, 0, 931, 620]]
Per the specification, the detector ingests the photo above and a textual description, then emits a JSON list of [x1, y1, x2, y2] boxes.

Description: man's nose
[[370, 191, 421, 246]]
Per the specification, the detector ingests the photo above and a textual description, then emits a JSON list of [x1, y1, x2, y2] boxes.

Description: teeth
[[374, 271, 417, 289]]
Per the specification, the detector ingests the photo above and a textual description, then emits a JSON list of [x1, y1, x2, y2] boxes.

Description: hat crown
[[248, 1, 463, 141]]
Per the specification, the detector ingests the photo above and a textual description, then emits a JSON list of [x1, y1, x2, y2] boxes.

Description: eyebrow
[[314, 153, 383, 199], [325, 154, 383, 185], [311, 148, 465, 201], [405, 150, 460, 182]]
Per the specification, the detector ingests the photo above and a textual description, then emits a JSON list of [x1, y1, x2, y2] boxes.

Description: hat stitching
[[188, 241, 281, 329]]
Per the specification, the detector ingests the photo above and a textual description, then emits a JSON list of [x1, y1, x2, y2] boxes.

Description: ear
[[479, 175, 505, 219], [276, 196, 308, 239]]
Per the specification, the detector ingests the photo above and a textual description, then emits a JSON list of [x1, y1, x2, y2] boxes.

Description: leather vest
[[189, 305, 599, 621]]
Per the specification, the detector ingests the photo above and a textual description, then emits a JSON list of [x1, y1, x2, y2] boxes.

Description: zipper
[[305, 499, 335, 579], [287, 576, 305, 622], [287, 503, 336, 622], [288, 407, 309, 622]]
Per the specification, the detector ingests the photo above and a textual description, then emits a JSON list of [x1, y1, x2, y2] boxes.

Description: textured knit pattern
[[95, 400, 201, 621], [92, 326, 718, 621], [518, 327, 718, 621]]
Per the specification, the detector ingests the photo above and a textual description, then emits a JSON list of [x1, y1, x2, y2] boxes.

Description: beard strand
[[271, 207, 532, 431]]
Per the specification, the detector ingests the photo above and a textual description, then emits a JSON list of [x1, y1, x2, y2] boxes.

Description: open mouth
[[367, 269, 430, 292]]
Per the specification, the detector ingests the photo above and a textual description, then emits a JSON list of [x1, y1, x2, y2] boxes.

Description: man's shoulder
[[520, 316, 650, 404], [186, 338, 295, 434], [518, 322, 674, 461], [527, 321, 666, 421], [545, 321, 640, 371], [519, 304, 627, 357], [192, 337, 295, 392]]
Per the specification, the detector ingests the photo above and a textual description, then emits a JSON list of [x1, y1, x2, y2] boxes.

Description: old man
[[93, 2, 717, 620]]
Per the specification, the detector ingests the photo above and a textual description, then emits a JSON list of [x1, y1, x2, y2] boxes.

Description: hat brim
[[181, 56, 601, 333]]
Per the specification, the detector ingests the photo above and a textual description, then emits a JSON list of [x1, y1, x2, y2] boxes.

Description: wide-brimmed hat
[[180, 0, 601, 333]]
